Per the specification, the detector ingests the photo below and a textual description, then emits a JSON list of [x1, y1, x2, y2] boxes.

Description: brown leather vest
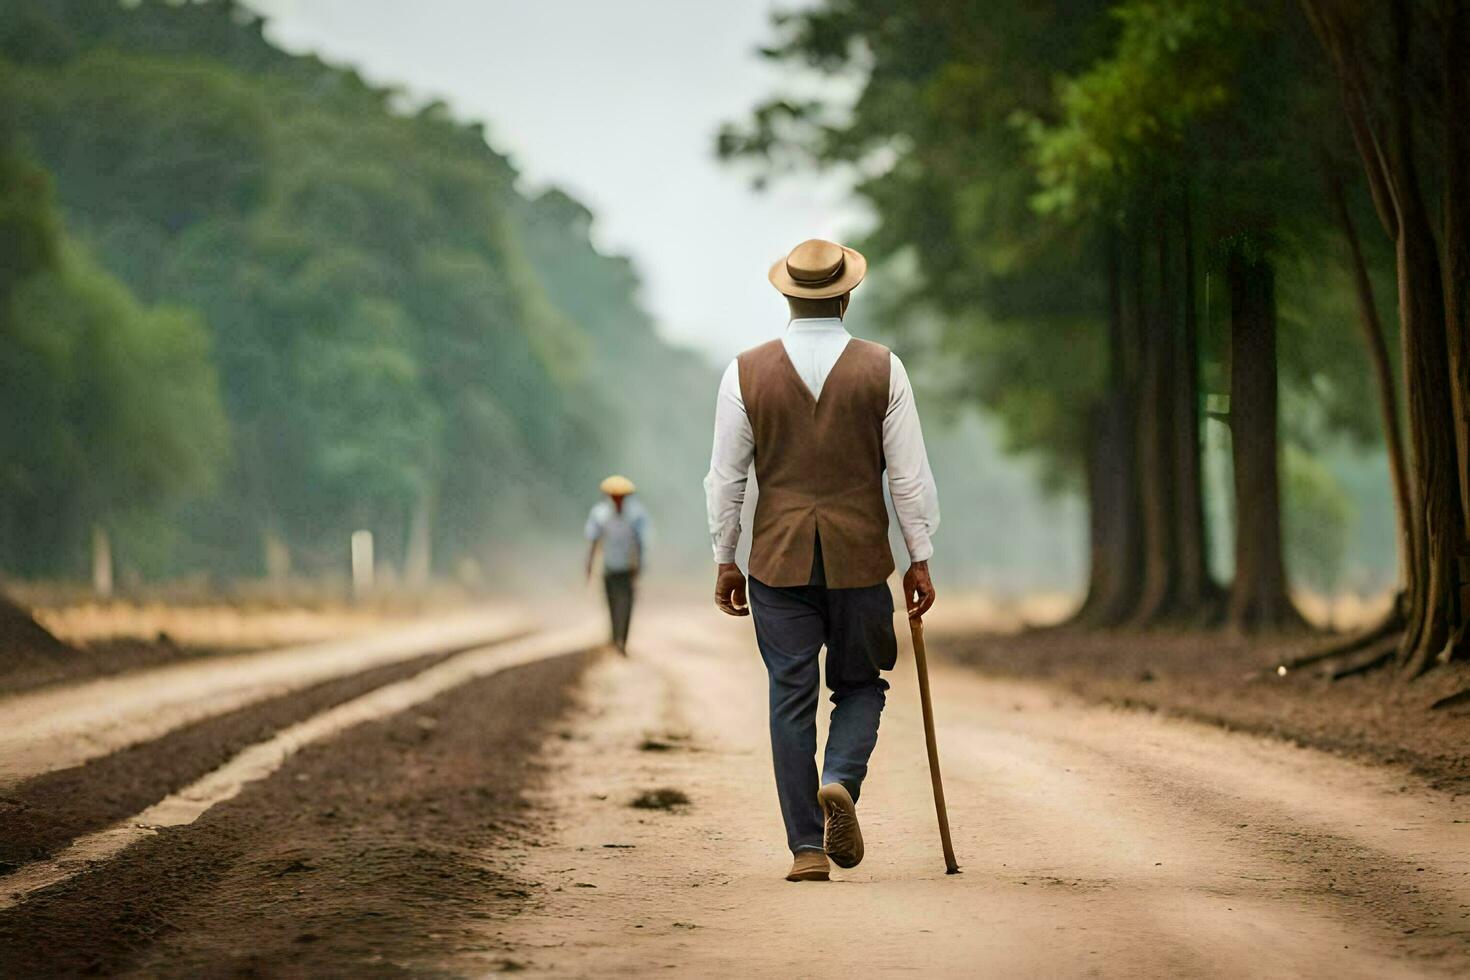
[[738, 337, 894, 588]]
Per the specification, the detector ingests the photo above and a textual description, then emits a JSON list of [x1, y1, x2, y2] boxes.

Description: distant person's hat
[[600, 474, 636, 496], [768, 238, 867, 299]]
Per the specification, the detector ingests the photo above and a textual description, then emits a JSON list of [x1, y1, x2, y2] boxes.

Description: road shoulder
[[0, 651, 591, 976], [934, 628, 1470, 793]]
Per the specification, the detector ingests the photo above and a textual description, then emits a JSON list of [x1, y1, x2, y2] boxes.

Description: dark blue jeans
[[603, 571, 634, 650], [748, 539, 897, 854]]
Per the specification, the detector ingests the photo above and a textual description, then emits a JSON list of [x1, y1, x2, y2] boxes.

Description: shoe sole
[[818, 783, 864, 869], [785, 868, 830, 882]]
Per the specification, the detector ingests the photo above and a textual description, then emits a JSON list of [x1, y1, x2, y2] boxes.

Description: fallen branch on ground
[[1270, 597, 1406, 676], [1326, 639, 1398, 681], [1429, 686, 1470, 711]]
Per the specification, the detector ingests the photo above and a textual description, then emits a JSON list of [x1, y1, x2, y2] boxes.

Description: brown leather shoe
[[785, 849, 830, 882], [819, 782, 864, 868]]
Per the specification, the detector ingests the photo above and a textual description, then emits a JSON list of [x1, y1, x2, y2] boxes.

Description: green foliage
[[3, 90, 227, 581], [721, 0, 1116, 490], [1022, 0, 1249, 217], [512, 189, 718, 566], [1276, 252, 1393, 450], [728, 0, 1401, 589], [1, 239, 227, 573], [1283, 445, 1353, 593], [0, 0, 713, 579], [293, 297, 439, 507], [0, 114, 60, 310]]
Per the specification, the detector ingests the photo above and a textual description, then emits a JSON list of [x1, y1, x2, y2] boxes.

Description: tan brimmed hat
[[768, 239, 867, 299], [600, 474, 636, 496]]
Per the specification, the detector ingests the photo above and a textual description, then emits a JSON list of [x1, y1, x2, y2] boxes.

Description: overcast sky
[[247, 0, 866, 363]]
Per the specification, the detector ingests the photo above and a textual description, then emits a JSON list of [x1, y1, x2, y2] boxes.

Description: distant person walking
[[585, 475, 648, 654], [705, 239, 939, 883]]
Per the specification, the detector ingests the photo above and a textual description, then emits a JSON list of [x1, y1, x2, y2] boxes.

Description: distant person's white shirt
[[585, 498, 648, 573], [703, 317, 940, 566]]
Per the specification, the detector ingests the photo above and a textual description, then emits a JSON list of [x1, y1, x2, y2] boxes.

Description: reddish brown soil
[[0, 623, 231, 698], [0, 651, 589, 978], [0, 648, 460, 871], [934, 628, 1470, 793], [0, 596, 80, 683]]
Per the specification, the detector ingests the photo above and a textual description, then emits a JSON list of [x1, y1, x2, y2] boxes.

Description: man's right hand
[[714, 562, 750, 616], [903, 560, 936, 620]]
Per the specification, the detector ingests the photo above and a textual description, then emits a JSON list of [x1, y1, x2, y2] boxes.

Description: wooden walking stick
[[909, 616, 960, 874]]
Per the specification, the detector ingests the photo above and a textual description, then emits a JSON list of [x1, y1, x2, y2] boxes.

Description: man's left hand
[[714, 562, 750, 617], [903, 561, 936, 620]]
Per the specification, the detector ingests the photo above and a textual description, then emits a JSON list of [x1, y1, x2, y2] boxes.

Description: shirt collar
[[786, 317, 849, 333]]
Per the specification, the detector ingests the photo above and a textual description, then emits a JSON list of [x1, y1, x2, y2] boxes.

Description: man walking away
[[704, 239, 939, 882], [585, 474, 647, 654]]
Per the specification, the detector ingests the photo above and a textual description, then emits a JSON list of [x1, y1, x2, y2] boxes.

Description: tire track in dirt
[[1, 625, 601, 909], [0, 608, 528, 786], [0, 651, 593, 978], [0, 648, 461, 872]]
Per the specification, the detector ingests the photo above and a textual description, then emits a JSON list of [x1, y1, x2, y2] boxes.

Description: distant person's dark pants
[[603, 571, 635, 650], [748, 537, 896, 854]]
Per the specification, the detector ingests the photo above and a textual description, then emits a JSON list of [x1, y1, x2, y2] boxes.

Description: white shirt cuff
[[905, 534, 934, 564]]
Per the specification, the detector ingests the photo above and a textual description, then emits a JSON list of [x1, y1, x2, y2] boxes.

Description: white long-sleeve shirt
[[703, 318, 940, 566]]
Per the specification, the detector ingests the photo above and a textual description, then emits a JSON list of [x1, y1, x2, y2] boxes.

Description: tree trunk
[[1075, 427, 1107, 626], [1441, 0, 1470, 655], [1076, 416, 1113, 626], [1225, 251, 1305, 633], [1303, 0, 1468, 667], [404, 491, 433, 590], [1382, 0, 1465, 673], [1131, 192, 1214, 626], [1096, 223, 1148, 626], [1079, 395, 1145, 626], [1075, 229, 1145, 627], [1132, 207, 1181, 625], [1394, 204, 1463, 673], [263, 529, 291, 583], [1171, 186, 1215, 618], [1324, 165, 1415, 582]]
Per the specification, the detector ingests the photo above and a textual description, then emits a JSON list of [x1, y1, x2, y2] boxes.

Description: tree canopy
[[0, 0, 715, 582], [723, 0, 1407, 634]]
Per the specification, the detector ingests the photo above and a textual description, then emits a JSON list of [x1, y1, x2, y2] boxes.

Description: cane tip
[[945, 865, 961, 875]]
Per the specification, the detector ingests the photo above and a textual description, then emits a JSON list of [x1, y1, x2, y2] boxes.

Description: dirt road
[[487, 609, 1470, 979], [1, 602, 1466, 977], [0, 607, 527, 786], [0, 616, 600, 975]]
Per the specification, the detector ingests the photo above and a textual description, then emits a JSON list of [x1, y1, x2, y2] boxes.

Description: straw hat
[[768, 238, 867, 299], [600, 474, 636, 496]]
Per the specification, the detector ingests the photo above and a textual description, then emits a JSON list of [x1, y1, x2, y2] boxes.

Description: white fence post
[[91, 524, 113, 599], [351, 530, 374, 600]]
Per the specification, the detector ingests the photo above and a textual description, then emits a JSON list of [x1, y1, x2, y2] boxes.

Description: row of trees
[[1, 92, 227, 587], [724, 0, 1466, 672], [1, 0, 714, 585]]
